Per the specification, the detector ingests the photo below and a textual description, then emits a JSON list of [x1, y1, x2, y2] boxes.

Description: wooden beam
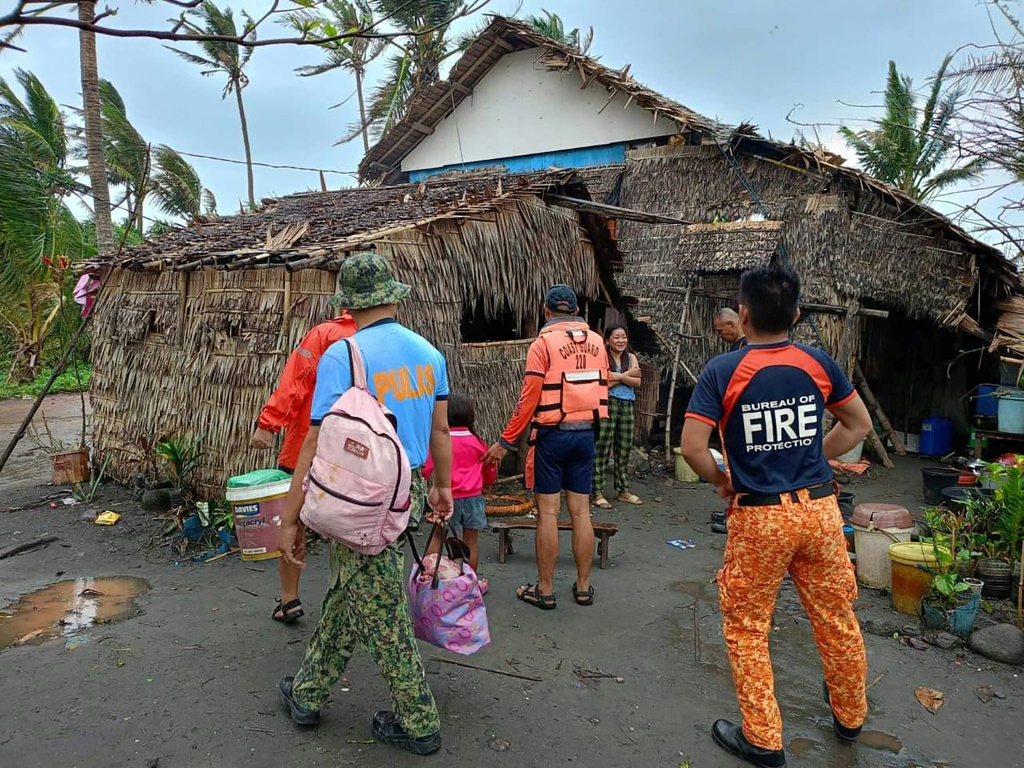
[[655, 287, 890, 319], [411, 122, 434, 135], [450, 81, 473, 96], [546, 194, 691, 225]]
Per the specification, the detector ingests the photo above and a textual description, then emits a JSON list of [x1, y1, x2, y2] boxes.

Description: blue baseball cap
[[545, 284, 578, 314]]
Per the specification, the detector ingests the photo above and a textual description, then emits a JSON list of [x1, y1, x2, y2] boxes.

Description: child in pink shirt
[[424, 393, 496, 593]]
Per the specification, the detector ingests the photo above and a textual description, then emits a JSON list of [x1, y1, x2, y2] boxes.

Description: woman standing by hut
[[592, 326, 643, 509]]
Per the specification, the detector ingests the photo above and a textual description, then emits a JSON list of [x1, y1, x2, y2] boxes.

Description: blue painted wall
[[408, 143, 627, 182]]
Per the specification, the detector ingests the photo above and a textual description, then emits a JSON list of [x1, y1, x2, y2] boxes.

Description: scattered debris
[[915, 686, 944, 715], [236, 587, 259, 598], [666, 539, 696, 550], [974, 685, 1005, 703], [429, 656, 543, 682], [0, 535, 59, 560], [866, 673, 886, 690], [487, 736, 511, 752], [346, 738, 375, 745], [907, 637, 929, 651], [94, 511, 121, 526], [64, 635, 91, 651], [930, 632, 963, 651]]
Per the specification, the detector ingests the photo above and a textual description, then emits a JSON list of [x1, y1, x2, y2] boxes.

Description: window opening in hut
[[460, 300, 524, 343]]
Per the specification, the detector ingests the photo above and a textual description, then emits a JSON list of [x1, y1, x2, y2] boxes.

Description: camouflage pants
[[292, 472, 440, 738], [718, 489, 867, 751]]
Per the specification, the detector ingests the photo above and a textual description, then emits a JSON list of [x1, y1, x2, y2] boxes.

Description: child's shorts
[[450, 495, 487, 532]]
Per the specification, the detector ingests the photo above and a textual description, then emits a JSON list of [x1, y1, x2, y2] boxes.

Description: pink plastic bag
[[407, 525, 490, 656]]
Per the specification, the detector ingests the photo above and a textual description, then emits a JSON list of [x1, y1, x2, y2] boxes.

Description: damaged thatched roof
[[87, 170, 577, 273], [677, 220, 783, 273], [359, 15, 730, 183]]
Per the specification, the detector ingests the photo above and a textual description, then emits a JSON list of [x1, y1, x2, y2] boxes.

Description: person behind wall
[[276, 252, 454, 756], [681, 265, 872, 768], [592, 325, 643, 510], [484, 284, 609, 610], [251, 308, 357, 625], [713, 307, 747, 352]]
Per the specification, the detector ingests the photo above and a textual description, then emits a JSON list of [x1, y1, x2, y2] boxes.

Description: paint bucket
[[888, 542, 948, 615], [975, 384, 999, 417], [997, 387, 1024, 434], [851, 504, 914, 589], [226, 469, 292, 561]]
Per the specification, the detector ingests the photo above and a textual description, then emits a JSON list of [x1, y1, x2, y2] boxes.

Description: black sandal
[[572, 582, 594, 606], [272, 598, 304, 623], [516, 583, 556, 610]]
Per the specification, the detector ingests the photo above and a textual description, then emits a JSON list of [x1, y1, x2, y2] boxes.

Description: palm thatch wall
[[88, 172, 599, 496]]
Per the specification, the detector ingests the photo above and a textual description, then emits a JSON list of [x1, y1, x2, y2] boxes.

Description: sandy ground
[[1, 396, 1023, 768]]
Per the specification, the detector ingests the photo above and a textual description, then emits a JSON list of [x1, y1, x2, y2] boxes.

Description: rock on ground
[[968, 623, 1024, 665]]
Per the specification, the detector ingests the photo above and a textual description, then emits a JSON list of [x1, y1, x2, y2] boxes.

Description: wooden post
[[854, 363, 906, 456], [664, 286, 692, 465]]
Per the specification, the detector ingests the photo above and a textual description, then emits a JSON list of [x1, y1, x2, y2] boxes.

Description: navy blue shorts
[[533, 428, 595, 495]]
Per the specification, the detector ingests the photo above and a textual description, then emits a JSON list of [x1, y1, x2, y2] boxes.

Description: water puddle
[[673, 579, 717, 602], [790, 737, 821, 758], [0, 576, 150, 650], [858, 730, 903, 753]]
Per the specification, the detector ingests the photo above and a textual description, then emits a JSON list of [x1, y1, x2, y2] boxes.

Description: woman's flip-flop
[[572, 582, 594, 606], [478, 578, 490, 596], [516, 583, 556, 610], [272, 598, 304, 623], [617, 493, 643, 505], [593, 496, 614, 510]]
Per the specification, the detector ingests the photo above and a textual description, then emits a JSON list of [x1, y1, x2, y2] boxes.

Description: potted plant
[[977, 462, 1024, 598], [922, 570, 980, 637], [28, 410, 90, 486]]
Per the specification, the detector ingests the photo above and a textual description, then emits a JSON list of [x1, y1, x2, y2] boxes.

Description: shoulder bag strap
[[344, 337, 369, 390]]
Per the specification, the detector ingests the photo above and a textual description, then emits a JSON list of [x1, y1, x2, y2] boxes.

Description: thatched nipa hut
[[85, 170, 608, 496]]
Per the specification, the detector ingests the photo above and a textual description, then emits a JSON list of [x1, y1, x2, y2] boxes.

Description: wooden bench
[[489, 518, 620, 569]]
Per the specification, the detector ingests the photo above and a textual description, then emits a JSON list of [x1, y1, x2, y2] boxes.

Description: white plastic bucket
[[853, 524, 914, 589], [226, 479, 291, 561], [835, 439, 865, 464]]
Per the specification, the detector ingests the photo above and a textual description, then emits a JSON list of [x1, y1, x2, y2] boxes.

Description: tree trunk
[[355, 67, 370, 155], [78, 1, 114, 255], [234, 83, 256, 209]]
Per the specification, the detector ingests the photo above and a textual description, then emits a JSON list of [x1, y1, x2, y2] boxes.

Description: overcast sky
[[1, 0, 1011, 228]]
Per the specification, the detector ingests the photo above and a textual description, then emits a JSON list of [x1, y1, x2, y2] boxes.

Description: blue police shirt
[[685, 341, 855, 494], [310, 318, 449, 467]]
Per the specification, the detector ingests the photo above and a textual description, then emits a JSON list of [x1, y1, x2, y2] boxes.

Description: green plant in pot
[[921, 508, 981, 637], [975, 462, 1024, 598]]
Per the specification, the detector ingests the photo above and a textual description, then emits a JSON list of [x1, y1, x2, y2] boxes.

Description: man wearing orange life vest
[[251, 309, 357, 624], [484, 285, 609, 610]]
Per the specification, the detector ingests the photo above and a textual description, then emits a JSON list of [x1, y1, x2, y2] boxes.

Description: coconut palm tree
[[78, 1, 114, 254], [522, 9, 592, 53], [840, 55, 986, 203], [150, 145, 218, 224], [167, 1, 257, 209], [0, 69, 88, 382], [285, 0, 385, 154]]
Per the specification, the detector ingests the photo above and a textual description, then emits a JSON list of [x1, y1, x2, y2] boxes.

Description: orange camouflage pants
[[718, 489, 867, 751]]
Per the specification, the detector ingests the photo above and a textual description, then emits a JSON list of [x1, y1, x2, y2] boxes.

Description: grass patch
[[0, 362, 92, 400]]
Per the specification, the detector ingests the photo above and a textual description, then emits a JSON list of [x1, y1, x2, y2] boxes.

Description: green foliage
[[167, 2, 256, 97], [0, 360, 91, 399], [840, 55, 985, 202], [155, 434, 205, 493], [988, 462, 1024, 561]]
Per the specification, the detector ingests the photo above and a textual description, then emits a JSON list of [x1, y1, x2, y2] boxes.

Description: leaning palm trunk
[[234, 83, 255, 209], [355, 68, 369, 155], [78, 1, 114, 253]]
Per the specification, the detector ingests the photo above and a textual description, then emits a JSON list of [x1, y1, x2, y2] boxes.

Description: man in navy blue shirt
[[713, 307, 747, 352], [682, 266, 872, 768]]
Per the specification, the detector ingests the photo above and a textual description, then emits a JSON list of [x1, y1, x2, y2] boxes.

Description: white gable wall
[[401, 48, 679, 173]]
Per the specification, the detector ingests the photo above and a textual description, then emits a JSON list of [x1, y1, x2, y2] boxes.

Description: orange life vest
[[534, 321, 609, 426]]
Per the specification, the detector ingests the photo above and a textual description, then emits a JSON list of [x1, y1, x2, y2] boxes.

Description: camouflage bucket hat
[[329, 252, 411, 310]]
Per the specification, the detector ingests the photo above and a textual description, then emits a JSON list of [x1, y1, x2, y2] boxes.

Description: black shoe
[[711, 522, 728, 534], [278, 677, 320, 727], [711, 511, 727, 523], [711, 720, 786, 767], [823, 681, 862, 743], [372, 710, 442, 755]]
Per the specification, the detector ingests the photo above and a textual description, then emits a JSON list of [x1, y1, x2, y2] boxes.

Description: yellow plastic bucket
[[672, 447, 699, 483], [889, 542, 949, 615]]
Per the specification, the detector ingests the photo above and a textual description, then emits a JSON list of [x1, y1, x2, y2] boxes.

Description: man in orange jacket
[[251, 309, 357, 623], [485, 285, 608, 610]]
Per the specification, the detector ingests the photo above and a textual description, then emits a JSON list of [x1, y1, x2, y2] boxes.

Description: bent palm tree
[[0, 69, 87, 381], [168, 2, 257, 208], [150, 145, 218, 224], [840, 55, 985, 203], [285, 0, 385, 154]]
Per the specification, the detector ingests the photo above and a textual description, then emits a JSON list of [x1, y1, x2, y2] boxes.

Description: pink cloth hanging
[[73, 274, 101, 318]]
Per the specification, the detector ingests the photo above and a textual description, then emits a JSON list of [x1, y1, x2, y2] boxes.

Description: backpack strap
[[344, 337, 369, 390]]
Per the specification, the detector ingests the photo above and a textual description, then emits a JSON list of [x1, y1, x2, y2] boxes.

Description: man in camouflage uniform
[[276, 251, 454, 756]]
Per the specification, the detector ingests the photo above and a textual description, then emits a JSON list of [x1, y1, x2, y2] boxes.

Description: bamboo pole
[[855, 363, 906, 456], [664, 285, 693, 465]]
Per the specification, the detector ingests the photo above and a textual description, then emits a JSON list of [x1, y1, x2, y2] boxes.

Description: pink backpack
[[300, 338, 412, 554]]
